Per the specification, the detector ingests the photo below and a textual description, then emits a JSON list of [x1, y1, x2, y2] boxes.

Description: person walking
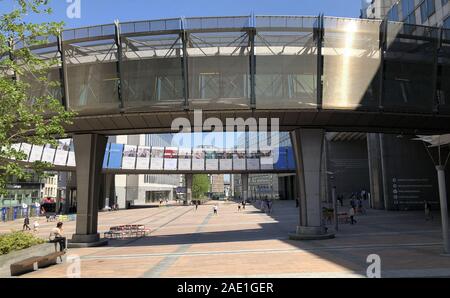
[[213, 205, 218, 215], [195, 201, 199, 211], [242, 201, 246, 210], [238, 204, 241, 212], [33, 220, 40, 233], [49, 222, 66, 252], [22, 216, 31, 231], [349, 207, 357, 225]]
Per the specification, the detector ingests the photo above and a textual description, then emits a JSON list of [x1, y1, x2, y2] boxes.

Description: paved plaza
[[1, 200, 450, 278]]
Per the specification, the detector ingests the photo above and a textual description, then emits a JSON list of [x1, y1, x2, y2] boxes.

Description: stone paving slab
[[1, 200, 450, 278]]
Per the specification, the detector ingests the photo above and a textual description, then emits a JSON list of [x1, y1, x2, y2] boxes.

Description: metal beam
[[57, 32, 69, 110], [114, 20, 124, 110], [378, 19, 387, 111], [433, 27, 442, 114], [181, 25, 190, 110], [249, 27, 256, 109], [316, 14, 324, 110]]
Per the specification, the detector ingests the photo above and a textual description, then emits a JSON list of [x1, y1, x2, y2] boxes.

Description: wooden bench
[[10, 256, 41, 276], [37, 251, 65, 268], [10, 252, 65, 276]]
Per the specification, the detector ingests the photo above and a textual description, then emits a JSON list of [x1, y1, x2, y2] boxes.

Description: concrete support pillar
[[185, 174, 193, 205], [366, 133, 386, 210], [289, 128, 334, 240], [70, 134, 108, 247], [241, 173, 249, 202]]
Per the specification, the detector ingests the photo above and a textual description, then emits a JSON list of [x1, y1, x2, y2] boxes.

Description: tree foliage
[[0, 0, 74, 194], [192, 174, 210, 199]]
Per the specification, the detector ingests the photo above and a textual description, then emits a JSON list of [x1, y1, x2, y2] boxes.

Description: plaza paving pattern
[[1, 200, 450, 278]]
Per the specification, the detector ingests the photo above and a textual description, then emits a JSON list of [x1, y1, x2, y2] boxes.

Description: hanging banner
[[54, 139, 71, 166], [136, 146, 151, 170], [150, 147, 164, 170], [122, 145, 137, 169], [205, 148, 219, 171], [164, 147, 178, 170], [41, 145, 56, 163], [67, 151, 76, 167], [260, 150, 274, 170], [233, 149, 246, 170], [219, 149, 233, 171], [19, 143, 32, 162], [178, 148, 192, 171], [29, 145, 44, 162], [247, 151, 260, 171], [192, 148, 205, 170]]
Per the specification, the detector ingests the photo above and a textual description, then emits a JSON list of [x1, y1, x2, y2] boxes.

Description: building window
[[427, 0, 435, 17], [420, 1, 428, 22], [444, 16, 450, 28], [421, 0, 436, 22], [388, 4, 399, 21], [402, 0, 415, 19]]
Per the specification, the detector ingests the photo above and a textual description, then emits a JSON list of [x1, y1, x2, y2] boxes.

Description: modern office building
[[362, 0, 397, 19], [363, 0, 450, 27]]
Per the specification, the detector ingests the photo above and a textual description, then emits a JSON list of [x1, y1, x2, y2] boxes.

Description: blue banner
[[107, 143, 124, 169]]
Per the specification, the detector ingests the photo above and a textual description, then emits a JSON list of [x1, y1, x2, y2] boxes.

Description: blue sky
[[1, 0, 365, 29]]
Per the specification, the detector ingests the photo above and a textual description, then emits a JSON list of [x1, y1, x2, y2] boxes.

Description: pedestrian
[[33, 220, 40, 232], [357, 198, 364, 214], [213, 205, 218, 215], [349, 207, 357, 225], [242, 201, 246, 210], [195, 201, 199, 210], [238, 204, 241, 212], [49, 222, 66, 252], [22, 216, 31, 231]]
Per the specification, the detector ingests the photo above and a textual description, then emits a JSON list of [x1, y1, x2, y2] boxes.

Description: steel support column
[[57, 32, 69, 110]]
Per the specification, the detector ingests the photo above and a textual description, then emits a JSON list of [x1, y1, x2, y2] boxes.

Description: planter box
[[0, 243, 55, 277]]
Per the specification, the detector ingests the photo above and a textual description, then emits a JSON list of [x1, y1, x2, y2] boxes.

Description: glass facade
[[322, 18, 381, 110], [17, 15, 447, 117], [120, 19, 184, 112], [383, 22, 438, 113], [255, 16, 318, 109], [186, 17, 251, 110], [63, 24, 121, 115]]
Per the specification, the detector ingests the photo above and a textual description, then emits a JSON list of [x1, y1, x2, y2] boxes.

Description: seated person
[[49, 222, 66, 252]]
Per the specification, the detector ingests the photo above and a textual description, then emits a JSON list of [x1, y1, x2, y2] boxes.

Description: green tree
[[0, 0, 74, 194], [192, 174, 210, 199]]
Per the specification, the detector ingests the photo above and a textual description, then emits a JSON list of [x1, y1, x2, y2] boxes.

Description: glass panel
[[121, 33, 184, 112], [322, 17, 381, 110], [255, 16, 318, 109], [22, 68, 62, 104], [187, 31, 250, 109], [64, 32, 120, 115], [383, 22, 437, 113], [22, 40, 63, 106]]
